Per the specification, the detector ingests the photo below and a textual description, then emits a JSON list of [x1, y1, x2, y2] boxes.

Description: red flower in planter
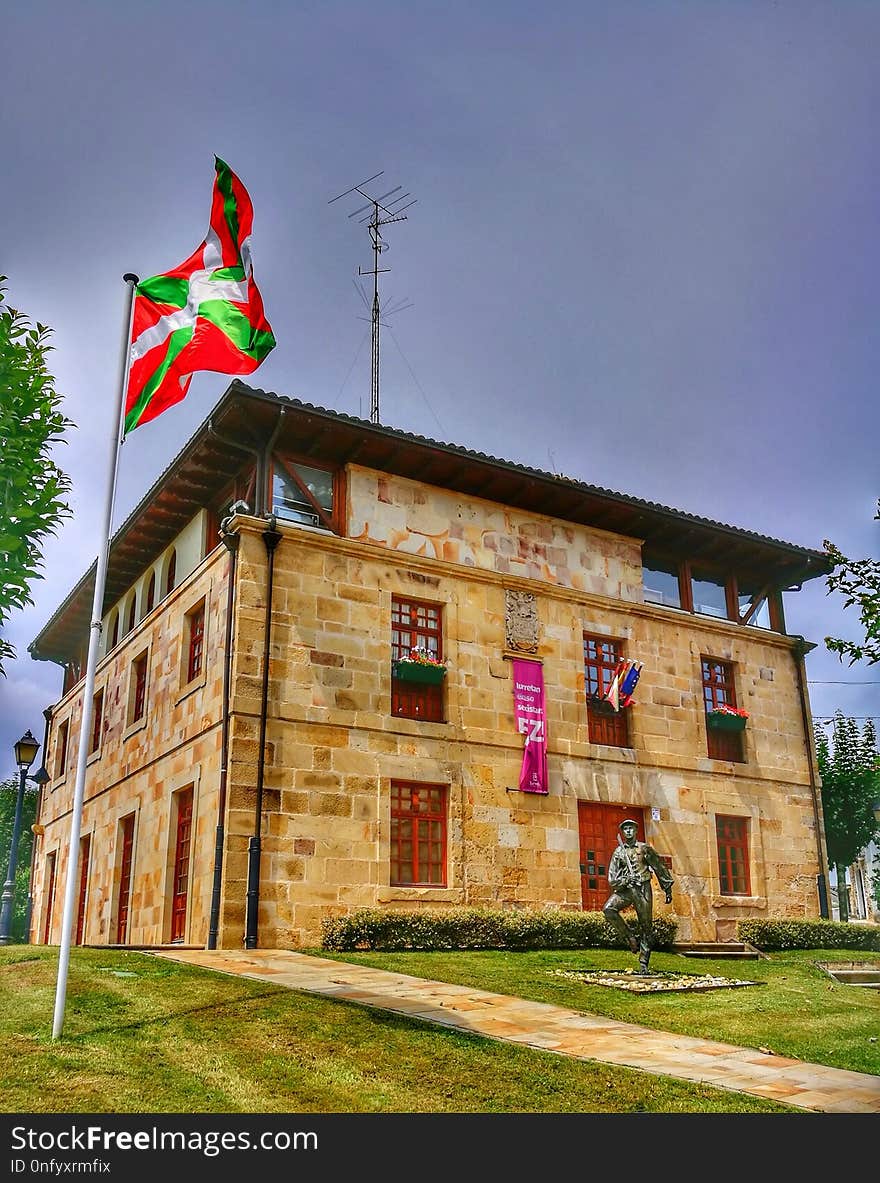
[[708, 704, 749, 719]]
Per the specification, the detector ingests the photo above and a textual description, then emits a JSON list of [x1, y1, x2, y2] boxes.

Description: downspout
[[206, 407, 285, 949], [207, 404, 286, 516], [24, 707, 53, 942], [258, 407, 287, 516], [791, 636, 830, 918], [206, 515, 242, 949], [245, 513, 283, 949]]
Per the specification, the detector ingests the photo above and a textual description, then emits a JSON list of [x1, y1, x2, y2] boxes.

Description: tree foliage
[[0, 278, 73, 674], [0, 775, 38, 941], [816, 712, 880, 921], [823, 500, 880, 666]]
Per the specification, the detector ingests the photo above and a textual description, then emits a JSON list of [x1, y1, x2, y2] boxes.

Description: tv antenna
[[329, 171, 416, 424]]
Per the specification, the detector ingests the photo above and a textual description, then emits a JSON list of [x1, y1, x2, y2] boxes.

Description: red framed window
[[90, 689, 104, 755], [131, 653, 148, 723], [164, 549, 177, 598], [701, 657, 745, 762], [116, 814, 135, 944], [391, 596, 444, 722], [62, 659, 83, 695], [170, 788, 194, 942], [75, 835, 91, 945], [390, 781, 447, 886], [43, 851, 57, 944], [109, 612, 119, 650], [583, 634, 629, 747], [716, 815, 750, 895], [55, 719, 69, 779], [143, 571, 156, 618], [642, 554, 684, 609], [125, 596, 137, 636], [187, 603, 205, 682], [270, 454, 340, 533], [207, 468, 257, 554]]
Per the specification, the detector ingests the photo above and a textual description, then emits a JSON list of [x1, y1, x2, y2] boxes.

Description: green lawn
[[314, 946, 880, 1076], [0, 945, 792, 1114]]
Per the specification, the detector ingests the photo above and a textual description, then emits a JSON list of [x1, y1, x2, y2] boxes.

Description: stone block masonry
[[34, 465, 825, 953]]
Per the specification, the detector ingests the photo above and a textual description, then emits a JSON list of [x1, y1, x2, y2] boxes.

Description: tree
[[815, 712, 880, 922], [0, 278, 73, 674], [823, 500, 880, 666], [0, 776, 38, 942]]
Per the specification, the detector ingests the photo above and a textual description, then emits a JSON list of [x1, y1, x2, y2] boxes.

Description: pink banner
[[512, 658, 548, 795]]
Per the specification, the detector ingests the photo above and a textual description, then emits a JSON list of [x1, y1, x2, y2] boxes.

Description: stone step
[[827, 969, 880, 985], [678, 949, 762, 960], [672, 942, 762, 959], [673, 942, 751, 952], [104, 943, 205, 951]]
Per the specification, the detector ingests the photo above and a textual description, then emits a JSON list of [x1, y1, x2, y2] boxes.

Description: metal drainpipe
[[244, 514, 283, 949], [23, 707, 53, 942], [208, 405, 285, 517], [207, 408, 285, 949], [791, 636, 830, 918], [206, 520, 241, 949]]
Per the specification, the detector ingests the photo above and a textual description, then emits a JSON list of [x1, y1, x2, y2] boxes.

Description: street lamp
[[0, 730, 42, 945]]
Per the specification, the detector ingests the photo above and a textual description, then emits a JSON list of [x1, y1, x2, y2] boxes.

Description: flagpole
[[51, 273, 138, 1041]]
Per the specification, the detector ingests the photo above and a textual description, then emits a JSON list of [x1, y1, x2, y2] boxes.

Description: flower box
[[392, 659, 447, 685], [707, 711, 747, 732]]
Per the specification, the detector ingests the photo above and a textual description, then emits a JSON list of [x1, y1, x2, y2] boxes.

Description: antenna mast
[[329, 172, 416, 424]]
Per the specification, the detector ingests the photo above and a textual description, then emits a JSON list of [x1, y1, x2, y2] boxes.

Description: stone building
[[29, 381, 832, 949]]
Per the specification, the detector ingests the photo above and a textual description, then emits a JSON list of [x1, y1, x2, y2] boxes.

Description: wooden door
[[75, 836, 91, 945], [170, 788, 193, 943], [577, 802, 645, 911], [116, 815, 135, 944]]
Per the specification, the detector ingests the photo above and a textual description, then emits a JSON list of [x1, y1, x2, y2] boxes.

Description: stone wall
[[33, 476, 826, 953], [217, 512, 824, 949], [348, 467, 644, 600], [34, 544, 226, 946], [100, 510, 208, 661]]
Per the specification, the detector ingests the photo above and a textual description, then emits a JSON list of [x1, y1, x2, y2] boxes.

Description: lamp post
[[0, 730, 41, 945]]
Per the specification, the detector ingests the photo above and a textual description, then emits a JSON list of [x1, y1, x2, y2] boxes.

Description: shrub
[[738, 917, 880, 952], [321, 907, 677, 952]]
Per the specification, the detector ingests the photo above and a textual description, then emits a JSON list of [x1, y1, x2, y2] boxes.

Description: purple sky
[[2, 1, 879, 775]]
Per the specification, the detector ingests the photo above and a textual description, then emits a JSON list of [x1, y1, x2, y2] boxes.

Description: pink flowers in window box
[[392, 647, 447, 685], [402, 646, 444, 667]]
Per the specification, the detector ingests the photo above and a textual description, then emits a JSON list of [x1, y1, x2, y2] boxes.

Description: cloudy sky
[[2, 0, 878, 775]]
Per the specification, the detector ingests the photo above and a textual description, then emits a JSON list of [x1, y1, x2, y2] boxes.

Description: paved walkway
[[154, 948, 880, 1113]]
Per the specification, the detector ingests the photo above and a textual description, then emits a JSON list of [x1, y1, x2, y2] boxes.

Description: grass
[[313, 946, 880, 1076], [0, 945, 792, 1114]]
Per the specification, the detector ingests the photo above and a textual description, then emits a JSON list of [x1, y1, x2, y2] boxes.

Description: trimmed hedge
[[738, 917, 880, 952], [321, 907, 677, 952]]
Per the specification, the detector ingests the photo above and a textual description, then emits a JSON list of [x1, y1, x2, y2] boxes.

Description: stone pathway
[[154, 948, 880, 1114]]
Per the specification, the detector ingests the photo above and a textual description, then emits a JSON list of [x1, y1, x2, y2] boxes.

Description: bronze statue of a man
[[603, 819, 673, 974]]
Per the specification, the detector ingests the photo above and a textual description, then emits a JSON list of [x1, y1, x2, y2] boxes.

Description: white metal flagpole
[[51, 273, 139, 1041]]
